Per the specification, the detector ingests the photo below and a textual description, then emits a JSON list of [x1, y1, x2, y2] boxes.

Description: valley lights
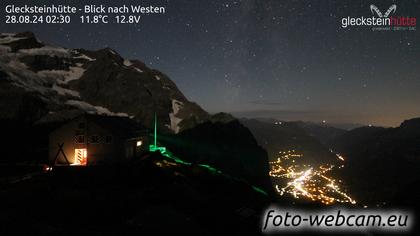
[[269, 150, 356, 205]]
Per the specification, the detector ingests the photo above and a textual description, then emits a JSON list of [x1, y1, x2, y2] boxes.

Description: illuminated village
[[269, 150, 356, 205]]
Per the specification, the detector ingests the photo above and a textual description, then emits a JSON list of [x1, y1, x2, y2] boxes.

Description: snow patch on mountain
[[123, 60, 144, 73], [1, 58, 53, 94], [38, 66, 85, 84], [52, 84, 80, 97], [123, 59, 132, 66], [65, 100, 131, 117], [19, 46, 69, 57], [169, 99, 184, 133], [64, 66, 85, 83], [0, 34, 27, 44], [73, 53, 96, 61]]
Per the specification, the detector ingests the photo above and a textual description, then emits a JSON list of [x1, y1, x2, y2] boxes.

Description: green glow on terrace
[[252, 186, 268, 196], [148, 113, 190, 165], [154, 113, 157, 147], [148, 114, 267, 196], [198, 164, 222, 174]]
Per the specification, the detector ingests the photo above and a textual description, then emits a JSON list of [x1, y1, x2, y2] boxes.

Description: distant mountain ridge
[[331, 118, 420, 205], [332, 118, 420, 163], [0, 32, 208, 133], [239, 118, 338, 165]]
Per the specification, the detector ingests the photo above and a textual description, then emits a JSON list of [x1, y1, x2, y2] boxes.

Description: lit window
[[136, 140, 143, 147], [73, 148, 87, 166]]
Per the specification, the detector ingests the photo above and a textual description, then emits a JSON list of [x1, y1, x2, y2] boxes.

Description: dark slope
[[0, 152, 269, 235], [239, 118, 337, 165], [332, 118, 420, 205], [159, 114, 274, 195]]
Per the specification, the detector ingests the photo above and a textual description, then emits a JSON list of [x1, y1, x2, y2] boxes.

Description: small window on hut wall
[[105, 135, 113, 144], [89, 135, 100, 144], [75, 135, 85, 144]]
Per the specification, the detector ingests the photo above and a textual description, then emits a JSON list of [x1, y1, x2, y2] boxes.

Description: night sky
[[1, 0, 419, 127]]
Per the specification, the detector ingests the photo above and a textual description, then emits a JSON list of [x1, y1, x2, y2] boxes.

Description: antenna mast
[[154, 113, 157, 147]]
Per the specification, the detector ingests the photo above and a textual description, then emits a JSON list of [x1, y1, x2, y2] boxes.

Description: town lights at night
[[269, 150, 356, 205]]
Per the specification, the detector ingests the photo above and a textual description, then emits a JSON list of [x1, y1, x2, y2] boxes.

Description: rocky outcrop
[[0, 32, 208, 133]]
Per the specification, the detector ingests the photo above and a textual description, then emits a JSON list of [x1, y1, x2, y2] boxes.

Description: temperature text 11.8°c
[[80, 15, 141, 24]]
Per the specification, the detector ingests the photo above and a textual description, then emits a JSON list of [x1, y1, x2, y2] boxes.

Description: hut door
[[74, 148, 87, 166]]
